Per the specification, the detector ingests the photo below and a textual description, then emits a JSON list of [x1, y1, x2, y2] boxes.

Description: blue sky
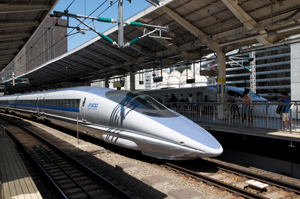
[[53, 0, 151, 51]]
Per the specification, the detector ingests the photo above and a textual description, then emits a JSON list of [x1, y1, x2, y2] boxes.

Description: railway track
[[162, 160, 300, 199], [2, 113, 300, 198], [0, 115, 135, 199]]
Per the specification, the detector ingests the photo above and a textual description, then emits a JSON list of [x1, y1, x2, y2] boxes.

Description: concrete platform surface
[[0, 136, 42, 199]]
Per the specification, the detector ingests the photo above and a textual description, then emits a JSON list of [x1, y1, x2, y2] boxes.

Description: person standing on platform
[[162, 95, 169, 107], [188, 94, 193, 102], [242, 91, 250, 123], [178, 94, 185, 102], [233, 93, 241, 118], [245, 89, 253, 124], [197, 92, 203, 103], [178, 94, 185, 114], [280, 92, 291, 131], [170, 94, 178, 103]]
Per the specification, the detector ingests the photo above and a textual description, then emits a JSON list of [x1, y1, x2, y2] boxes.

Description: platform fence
[[168, 102, 300, 133]]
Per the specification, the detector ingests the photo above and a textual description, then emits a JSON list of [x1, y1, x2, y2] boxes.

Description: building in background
[[291, 40, 300, 102], [224, 46, 291, 101], [93, 44, 296, 102], [2, 16, 67, 78]]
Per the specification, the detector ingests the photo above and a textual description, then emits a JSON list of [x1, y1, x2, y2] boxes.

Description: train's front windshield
[[106, 90, 178, 117]]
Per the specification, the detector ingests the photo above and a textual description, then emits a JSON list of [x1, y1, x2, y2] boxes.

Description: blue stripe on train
[[0, 103, 79, 113]]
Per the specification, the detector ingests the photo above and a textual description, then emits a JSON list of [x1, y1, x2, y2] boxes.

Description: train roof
[[1, 86, 114, 97], [141, 86, 268, 101]]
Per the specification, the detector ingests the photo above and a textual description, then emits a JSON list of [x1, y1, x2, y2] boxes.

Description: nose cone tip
[[205, 146, 223, 157]]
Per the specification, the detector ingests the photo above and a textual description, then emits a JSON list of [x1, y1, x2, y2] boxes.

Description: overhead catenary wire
[[65, 0, 76, 11]]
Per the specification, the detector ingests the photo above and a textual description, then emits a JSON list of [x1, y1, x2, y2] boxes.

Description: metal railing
[[168, 102, 300, 133]]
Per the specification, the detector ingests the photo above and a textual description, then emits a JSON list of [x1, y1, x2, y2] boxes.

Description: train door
[[80, 95, 87, 122]]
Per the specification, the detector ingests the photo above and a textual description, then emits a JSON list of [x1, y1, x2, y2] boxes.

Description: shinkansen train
[[141, 86, 268, 103], [0, 86, 223, 160]]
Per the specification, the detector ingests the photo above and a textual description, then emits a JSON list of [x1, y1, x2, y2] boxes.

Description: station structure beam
[[72, 54, 107, 69], [0, 33, 31, 41], [135, 26, 197, 61], [0, 41, 25, 48], [31, 67, 68, 79], [0, 58, 14, 65], [160, 5, 227, 105], [0, 22, 40, 30], [0, 5, 52, 14], [93, 42, 134, 62], [160, 6, 221, 54], [82, 49, 120, 66], [221, 0, 272, 46], [58, 59, 98, 72], [0, 49, 20, 54]]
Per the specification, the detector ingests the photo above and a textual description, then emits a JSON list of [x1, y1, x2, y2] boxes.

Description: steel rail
[[0, 115, 134, 199], [164, 162, 268, 199], [215, 163, 300, 194], [3, 126, 68, 199]]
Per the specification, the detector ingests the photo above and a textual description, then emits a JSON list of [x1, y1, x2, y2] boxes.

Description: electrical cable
[[65, 0, 118, 46], [65, 0, 76, 11]]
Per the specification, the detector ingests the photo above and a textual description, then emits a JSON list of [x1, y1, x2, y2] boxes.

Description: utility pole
[[228, 56, 255, 92]]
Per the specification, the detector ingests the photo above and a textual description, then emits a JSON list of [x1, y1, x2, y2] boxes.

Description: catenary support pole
[[118, 0, 124, 47]]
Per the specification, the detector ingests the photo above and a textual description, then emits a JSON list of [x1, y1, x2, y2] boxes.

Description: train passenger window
[[75, 99, 79, 108], [63, 99, 67, 107], [71, 99, 75, 108]]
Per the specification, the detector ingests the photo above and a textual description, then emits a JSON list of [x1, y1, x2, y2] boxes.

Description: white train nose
[[149, 115, 223, 159], [203, 145, 223, 157]]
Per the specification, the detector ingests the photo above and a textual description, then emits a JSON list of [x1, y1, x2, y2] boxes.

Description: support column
[[104, 77, 109, 88], [217, 52, 227, 119], [130, 71, 135, 91], [217, 52, 226, 102]]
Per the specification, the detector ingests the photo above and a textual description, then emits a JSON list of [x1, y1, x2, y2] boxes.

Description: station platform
[[0, 135, 42, 199], [201, 123, 300, 143]]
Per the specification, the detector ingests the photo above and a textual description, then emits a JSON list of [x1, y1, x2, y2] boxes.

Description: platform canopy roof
[[2, 0, 300, 92], [0, 0, 59, 72]]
